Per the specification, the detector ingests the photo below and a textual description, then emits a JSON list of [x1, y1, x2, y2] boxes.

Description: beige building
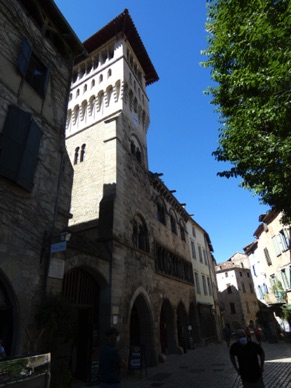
[[64, 10, 198, 382], [0, 0, 84, 357], [215, 253, 259, 332], [244, 209, 291, 336], [187, 219, 222, 343]]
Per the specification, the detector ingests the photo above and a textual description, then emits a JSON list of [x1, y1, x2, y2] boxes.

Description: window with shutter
[[272, 235, 281, 256], [264, 247, 272, 265], [17, 38, 50, 97], [0, 106, 41, 191]]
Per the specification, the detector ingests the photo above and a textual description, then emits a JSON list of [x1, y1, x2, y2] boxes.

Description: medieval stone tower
[[65, 10, 196, 381]]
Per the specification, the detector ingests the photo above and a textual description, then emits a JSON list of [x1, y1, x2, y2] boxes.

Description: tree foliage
[[202, 0, 291, 220]]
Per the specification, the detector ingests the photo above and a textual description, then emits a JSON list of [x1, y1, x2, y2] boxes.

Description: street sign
[[50, 241, 67, 253]]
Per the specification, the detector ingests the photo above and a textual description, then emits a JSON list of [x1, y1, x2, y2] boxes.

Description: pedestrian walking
[[254, 326, 262, 345], [98, 328, 127, 388], [230, 329, 265, 388], [245, 326, 251, 341]]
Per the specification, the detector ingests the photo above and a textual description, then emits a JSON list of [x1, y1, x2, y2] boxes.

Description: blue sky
[[55, 0, 269, 263]]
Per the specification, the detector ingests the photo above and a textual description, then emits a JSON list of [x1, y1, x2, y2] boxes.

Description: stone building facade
[[0, 0, 84, 356], [215, 253, 259, 332], [64, 10, 198, 381]]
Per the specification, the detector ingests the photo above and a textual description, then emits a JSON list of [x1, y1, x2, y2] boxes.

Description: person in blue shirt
[[99, 328, 126, 388]]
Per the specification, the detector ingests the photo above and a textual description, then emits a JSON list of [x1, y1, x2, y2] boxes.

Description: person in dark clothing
[[230, 329, 265, 388], [98, 328, 126, 388]]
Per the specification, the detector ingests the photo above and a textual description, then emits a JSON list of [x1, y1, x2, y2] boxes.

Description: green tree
[[202, 0, 291, 220]]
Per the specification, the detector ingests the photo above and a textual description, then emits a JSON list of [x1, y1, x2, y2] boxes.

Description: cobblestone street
[[73, 340, 291, 387], [120, 340, 291, 388]]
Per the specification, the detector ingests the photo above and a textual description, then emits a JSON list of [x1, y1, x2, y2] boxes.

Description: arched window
[[74, 147, 80, 165], [81, 100, 87, 121], [89, 96, 95, 116], [76, 89, 80, 97], [73, 105, 79, 125], [106, 86, 113, 106], [132, 216, 149, 252], [99, 74, 103, 83], [83, 84, 87, 93], [170, 212, 177, 234], [157, 199, 166, 225], [91, 79, 95, 89], [130, 136, 142, 165], [179, 220, 186, 241], [66, 109, 72, 130], [97, 91, 104, 112], [107, 69, 112, 78], [80, 144, 86, 162]]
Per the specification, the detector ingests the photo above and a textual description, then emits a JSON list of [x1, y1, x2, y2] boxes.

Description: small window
[[180, 223, 185, 241], [264, 247, 272, 266], [17, 39, 50, 97], [198, 246, 203, 263], [132, 216, 149, 252], [157, 201, 166, 225], [0, 105, 41, 191], [191, 241, 196, 259], [230, 303, 236, 314], [192, 226, 196, 237], [170, 215, 177, 234], [202, 275, 207, 295], [242, 282, 246, 293], [74, 147, 79, 165], [195, 273, 201, 294], [249, 283, 254, 293], [225, 272, 228, 278], [207, 277, 212, 295], [80, 144, 86, 162]]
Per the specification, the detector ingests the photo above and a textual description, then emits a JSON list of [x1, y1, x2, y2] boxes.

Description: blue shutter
[[17, 38, 32, 76], [0, 106, 31, 181], [17, 119, 41, 191]]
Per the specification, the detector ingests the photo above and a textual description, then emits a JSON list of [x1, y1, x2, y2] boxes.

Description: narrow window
[[80, 144, 86, 162], [195, 273, 201, 294], [202, 275, 207, 295], [264, 247, 272, 265], [230, 303, 236, 314], [157, 202, 166, 225], [17, 39, 50, 97], [198, 246, 203, 263], [74, 147, 79, 165], [207, 277, 212, 295], [170, 215, 177, 234], [191, 241, 196, 259], [242, 282, 246, 293]]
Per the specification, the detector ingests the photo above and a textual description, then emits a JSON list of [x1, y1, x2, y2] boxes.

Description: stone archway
[[129, 293, 156, 366], [159, 298, 176, 354]]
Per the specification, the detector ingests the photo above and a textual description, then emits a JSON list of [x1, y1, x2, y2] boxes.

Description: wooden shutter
[[17, 119, 41, 191], [0, 106, 41, 191], [0, 106, 31, 181]]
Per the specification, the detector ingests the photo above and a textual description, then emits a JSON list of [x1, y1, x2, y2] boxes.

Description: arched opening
[[62, 267, 100, 382], [129, 294, 156, 366], [159, 299, 176, 354]]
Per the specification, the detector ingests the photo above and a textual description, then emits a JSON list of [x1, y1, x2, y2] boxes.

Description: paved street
[[73, 340, 291, 388]]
